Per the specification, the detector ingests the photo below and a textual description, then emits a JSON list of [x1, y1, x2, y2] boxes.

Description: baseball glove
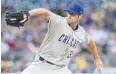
[[5, 10, 30, 27]]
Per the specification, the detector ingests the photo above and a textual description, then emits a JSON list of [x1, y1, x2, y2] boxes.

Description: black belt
[[39, 56, 55, 65]]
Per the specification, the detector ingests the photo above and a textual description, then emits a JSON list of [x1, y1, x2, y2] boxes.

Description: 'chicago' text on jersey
[[58, 34, 79, 49]]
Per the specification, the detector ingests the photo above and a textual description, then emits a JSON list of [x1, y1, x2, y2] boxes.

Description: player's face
[[67, 12, 83, 24]]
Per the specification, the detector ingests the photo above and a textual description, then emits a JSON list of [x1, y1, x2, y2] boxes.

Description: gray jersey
[[38, 12, 90, 66]]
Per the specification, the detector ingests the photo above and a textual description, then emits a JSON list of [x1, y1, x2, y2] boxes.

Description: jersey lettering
[[58, 34, 65, 41], [58, 34, 79, 48]]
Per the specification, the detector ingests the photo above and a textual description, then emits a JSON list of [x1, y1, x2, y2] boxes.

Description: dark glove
[[5, 10, 30, 27]]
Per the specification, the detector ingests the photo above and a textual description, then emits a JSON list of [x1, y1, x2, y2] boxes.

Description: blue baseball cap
[[65, 1, 84, 14]]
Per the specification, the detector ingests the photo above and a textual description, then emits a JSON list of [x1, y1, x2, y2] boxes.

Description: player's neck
[[70, 24, 76, 29], [69, 23, 79, 31], [69, 22, 78, 29]]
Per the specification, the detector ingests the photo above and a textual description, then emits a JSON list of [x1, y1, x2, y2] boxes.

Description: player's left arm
[[87, 38, 103, 72]]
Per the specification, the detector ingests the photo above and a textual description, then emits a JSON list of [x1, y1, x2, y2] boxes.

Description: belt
[[39, 56, 55, 65]]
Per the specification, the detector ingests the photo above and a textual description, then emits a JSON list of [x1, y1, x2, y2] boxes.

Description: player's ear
[[79, 14, 83, 20]]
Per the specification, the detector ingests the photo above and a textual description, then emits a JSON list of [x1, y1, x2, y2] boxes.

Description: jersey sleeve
[[79, 26, 91, 44], [47, 12, 63, 30], [84, 32, 91, 44]]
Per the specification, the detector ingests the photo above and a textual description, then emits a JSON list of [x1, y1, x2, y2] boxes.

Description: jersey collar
[[73, 25, 79, 31]]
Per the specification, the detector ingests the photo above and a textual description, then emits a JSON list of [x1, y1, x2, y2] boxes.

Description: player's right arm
[[21, 8, 62, 26], [20, 8, 51, 23], [29, 8, 51, 20], [27, 8, 63, 29]]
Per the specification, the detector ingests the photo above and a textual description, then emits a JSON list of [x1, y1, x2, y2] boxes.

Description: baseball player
[[5, 1, 103, 74]]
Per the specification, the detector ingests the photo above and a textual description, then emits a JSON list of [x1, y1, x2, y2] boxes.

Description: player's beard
[[67, 18, 74, 24]]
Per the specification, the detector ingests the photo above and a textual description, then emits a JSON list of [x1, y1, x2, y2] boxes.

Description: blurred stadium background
[[1, 0, 116, 73]]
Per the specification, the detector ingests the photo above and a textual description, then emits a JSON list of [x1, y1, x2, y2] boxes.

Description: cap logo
[[70, 3, 75, 8]]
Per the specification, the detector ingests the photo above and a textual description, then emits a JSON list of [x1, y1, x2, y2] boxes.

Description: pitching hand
[[94, 58, 103, 72]]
